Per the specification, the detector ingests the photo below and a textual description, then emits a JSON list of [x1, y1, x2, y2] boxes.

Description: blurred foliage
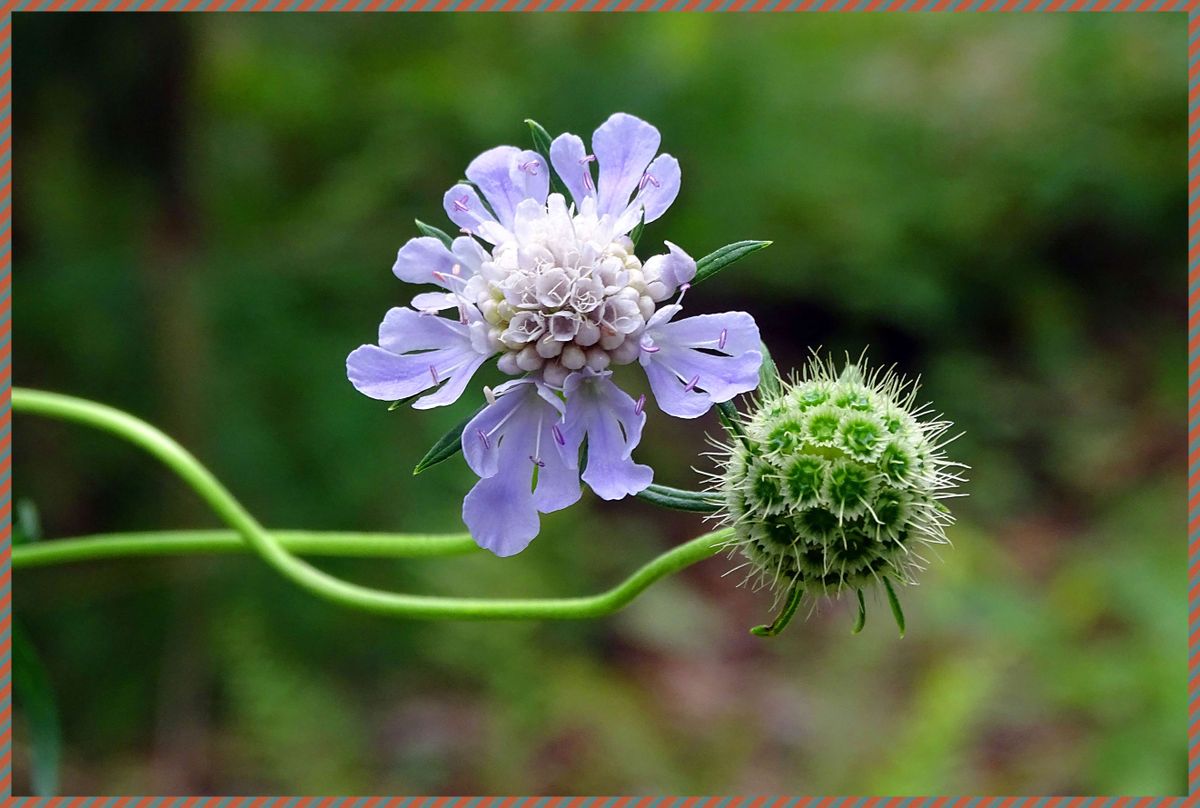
[[13, 13, 1184, 795]]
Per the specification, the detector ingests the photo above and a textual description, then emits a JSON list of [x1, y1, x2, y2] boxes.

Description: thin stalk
[[13, 530, 479, 568], [13, 388, 728, 620]]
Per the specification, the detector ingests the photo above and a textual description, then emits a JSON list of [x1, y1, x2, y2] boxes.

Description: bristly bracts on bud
[[706, 352, 967, 637]]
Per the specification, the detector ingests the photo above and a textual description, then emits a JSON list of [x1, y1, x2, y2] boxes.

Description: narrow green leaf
[[524, 119, 568, 197], [629, 211, 646, 247], [693, 240, 772, 287], [758, 340, 782, 399], [14, 622, 61, 796], [415, 219, 454, 249], [715, 401, 751, 450], [413, 405, 485, 475], [635, 483, 721, 513], [750, 583, 803, 637], [851, 589, 867, 634], [525, 118, 554, 156], [883, 577, 906, 638]]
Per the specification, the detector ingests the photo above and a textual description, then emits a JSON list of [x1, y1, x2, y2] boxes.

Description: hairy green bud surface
[[713, 355, 966, 635]]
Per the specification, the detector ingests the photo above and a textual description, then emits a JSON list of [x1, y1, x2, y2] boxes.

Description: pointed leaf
[[14, 622, 60, 796], [750, 583, 804, 637], [693, 240, 772, 287], [758, 340, 782, 399], [415, 219, 454, 249], [715, 401, 751, 450], [413, 405, 485, 475], [635, 483, 721, 513], [851, 589, 866, 634], [629, 210, 646, 247], [883, 577, 906, 638]]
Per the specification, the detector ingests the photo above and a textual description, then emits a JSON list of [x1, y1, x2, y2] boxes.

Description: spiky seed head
[[714, 354, 966, 607]]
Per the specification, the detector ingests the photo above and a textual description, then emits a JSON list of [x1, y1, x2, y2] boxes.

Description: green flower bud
[[713, 355, 966, 636]]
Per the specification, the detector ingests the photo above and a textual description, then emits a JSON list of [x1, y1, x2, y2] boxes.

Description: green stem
[[13, 530, 480, 568], [13, 388, 728, 620]]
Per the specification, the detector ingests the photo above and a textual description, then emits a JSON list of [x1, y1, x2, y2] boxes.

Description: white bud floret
[[561, 344, 587, 371]]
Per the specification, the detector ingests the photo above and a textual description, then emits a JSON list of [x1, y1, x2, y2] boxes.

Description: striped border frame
[[2, 6, 1194, 805]]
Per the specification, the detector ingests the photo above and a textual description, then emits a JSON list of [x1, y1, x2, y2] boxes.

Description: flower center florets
[[466, 194, 666, 388]]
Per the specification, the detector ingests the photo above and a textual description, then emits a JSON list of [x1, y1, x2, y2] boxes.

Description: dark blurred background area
[[13, 13, 1185, 795]]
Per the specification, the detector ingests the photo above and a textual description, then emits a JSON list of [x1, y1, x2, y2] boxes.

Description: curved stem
[[13, 530, 480, 568], [13, 388, 728, 620]]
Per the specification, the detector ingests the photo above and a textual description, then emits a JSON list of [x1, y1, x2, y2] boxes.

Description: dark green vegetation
[[14, 14, 1183, 794]]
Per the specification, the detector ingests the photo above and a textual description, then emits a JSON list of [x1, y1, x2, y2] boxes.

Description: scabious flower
[[347, 113, 763, 555], [712, 355, 966, 633]]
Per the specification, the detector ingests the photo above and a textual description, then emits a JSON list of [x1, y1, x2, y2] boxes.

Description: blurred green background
[[13, 13, 1185, 795]]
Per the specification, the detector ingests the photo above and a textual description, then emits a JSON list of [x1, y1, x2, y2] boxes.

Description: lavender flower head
[[348, 113, 763, 556]]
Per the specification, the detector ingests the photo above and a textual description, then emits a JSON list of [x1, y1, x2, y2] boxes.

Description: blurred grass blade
[[14, 499, 42, 546], [758, 340, 782, 398], [852, 589, 867, 634], [413, 405, 484, 475], [635, 483, 721, 513], [415, 219, 454, 249], [883, 577, 906, 638], [524, 118, 568, 197], [14, 622, 61, 796], [693, 240, 772, 286]]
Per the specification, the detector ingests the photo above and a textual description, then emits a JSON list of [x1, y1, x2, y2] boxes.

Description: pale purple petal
[[640, 309, 763, 419], [463, 473, 540, 557], [549, 132, 596, 209], [412, 352, 491, 410], [411, 291, 457, 312], [652, 310, 761, 356], [632, 153, 681, 223], [532, 427, 582, 513], [347, 308, 491, 406], [392, 237, 459, 287], [462, 383, 530, 479], [451, 235, 489, 276], [562, 370, 653, 500], [465, 146, 548, 231], [508, 149, 550, 210], [443, 183, 499, 239], [642, 241, 697, 301], [459, 378, 579, 555], [612, 153, 681, 234], [346, 344, 434, 402], [377, 306, 473, 354], [592, 113, 661, 219]]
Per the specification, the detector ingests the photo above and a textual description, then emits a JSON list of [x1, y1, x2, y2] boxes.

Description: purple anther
[[634, 394, 646, 416], [519, 159, 540, 175], [453, 195, 471, 213], [552, 424, 565, 446], [429, 365, 440, 384], [529, 455, 546, 468], [683, 374, 700, 393], [476, 428, 491, 450], [639, 172, 660, 191], [579, 154, 597, 164], [718, 328, 728, 350], [680, 282, 692, 293]]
